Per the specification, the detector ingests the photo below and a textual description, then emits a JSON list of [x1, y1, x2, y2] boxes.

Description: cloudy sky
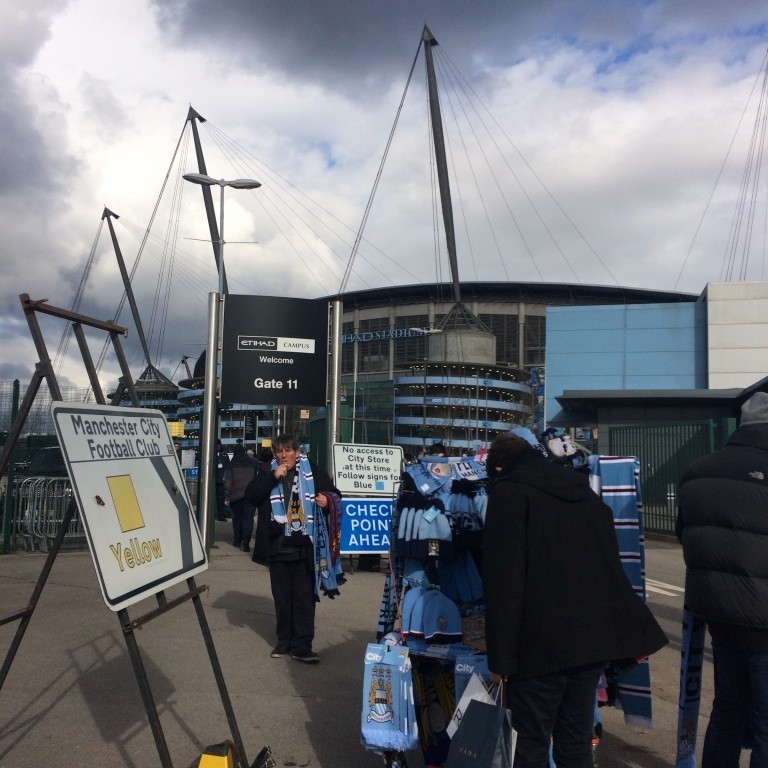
[[3, 0, 768, 391]]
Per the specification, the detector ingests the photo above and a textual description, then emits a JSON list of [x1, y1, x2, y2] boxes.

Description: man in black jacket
[[245, 434, 340, 664], [483, 432, 667, 768], [215, 441, 232, 521], [229, 441, 257, 552], [677, 391, 768, 767]]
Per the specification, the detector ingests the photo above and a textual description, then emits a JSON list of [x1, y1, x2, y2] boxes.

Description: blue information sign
[[340, 497, 392, 554]]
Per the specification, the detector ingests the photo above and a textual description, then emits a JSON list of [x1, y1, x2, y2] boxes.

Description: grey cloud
[[148, 0, 768, 96], [149, 0, 547, 95], [0, 77, 69, 197], [1, 2, 70, 69], [80, 73, 130, 135], [0, 4, 80, 203], [0, 360, 37, 382]]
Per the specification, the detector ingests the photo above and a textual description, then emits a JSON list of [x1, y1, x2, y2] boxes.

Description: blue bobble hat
[[402, 587, 462, 643], [402, 558, 430, 587], [401, 586, 427, 637], [421, 590, 463, 644]]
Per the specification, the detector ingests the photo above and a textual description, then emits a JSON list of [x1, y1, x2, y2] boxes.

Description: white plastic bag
[[447, 672, 495, 738]]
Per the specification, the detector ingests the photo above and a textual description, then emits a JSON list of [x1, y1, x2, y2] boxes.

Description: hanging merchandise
[[401, 587, 464, 644], [587, 455, 657, 729], [368, 455, 489, 766], [361, 643, 419, 753], [395, 499, 454, 559], [454, 654, 491, 698], [675, 604, 707, 768]]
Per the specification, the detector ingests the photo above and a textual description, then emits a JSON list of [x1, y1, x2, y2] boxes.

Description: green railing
[[607, 421, 730, 535]]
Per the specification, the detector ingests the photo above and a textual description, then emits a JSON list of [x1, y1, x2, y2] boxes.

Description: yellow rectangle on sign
[[108, 475, 146, 533]]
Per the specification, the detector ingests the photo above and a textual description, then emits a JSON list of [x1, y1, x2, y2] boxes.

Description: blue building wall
[[545, 302, 707, 424]]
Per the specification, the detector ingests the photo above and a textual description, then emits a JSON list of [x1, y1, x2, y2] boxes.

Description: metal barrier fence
[[2, 477, 85, 552], [1, 476, 201, 553]]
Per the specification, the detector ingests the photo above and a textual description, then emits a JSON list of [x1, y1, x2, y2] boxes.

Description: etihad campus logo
[[237, 335, 315, 354]]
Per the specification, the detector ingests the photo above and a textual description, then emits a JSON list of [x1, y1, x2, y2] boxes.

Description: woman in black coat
[[483, 432, 667, 768]]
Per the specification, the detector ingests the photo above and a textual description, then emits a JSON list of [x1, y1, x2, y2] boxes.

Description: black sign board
[[221, 295, 329, 406], [243, 413, 257, 440]]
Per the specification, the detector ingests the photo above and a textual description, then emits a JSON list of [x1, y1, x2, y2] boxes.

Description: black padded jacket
[[677, 424, 768, 648]]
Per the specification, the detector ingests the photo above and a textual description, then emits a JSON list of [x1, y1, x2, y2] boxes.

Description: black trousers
[[215, 484, 228, 518], [231, 499, 254, 545], [505, 663, 602, 768], [269, 556, 316, 654]]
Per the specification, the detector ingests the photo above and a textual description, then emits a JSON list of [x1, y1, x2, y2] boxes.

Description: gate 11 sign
[[52, 403, 207, 611], [221, 294, 329, 406], [332, 443, 404, 495]]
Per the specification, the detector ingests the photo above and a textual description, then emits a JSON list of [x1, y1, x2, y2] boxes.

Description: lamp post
[[409, 327, 443, 452], [183, 173, 262, 294], [183, 172, 261, 550], [484, 379, 491, 443]]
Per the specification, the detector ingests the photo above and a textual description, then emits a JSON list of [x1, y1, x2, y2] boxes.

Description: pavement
[[0, 526, 749, 767]]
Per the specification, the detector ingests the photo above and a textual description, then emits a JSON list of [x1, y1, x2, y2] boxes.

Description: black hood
[[490, 451, 593, 504], [727, 423, 768, 451]]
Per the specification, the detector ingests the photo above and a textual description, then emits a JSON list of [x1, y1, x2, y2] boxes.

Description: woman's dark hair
[[486, 432, 535, 478]]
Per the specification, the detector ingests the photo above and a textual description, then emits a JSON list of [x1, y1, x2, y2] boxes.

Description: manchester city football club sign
[[51, 403, 207, 611], [221, 294, 329, 406]]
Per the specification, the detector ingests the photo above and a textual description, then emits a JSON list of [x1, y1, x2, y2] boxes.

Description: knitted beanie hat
[[740, 392, 768, 425]]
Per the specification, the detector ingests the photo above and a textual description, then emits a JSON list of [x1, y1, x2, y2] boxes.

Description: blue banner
[[341, 497, 392, 554]]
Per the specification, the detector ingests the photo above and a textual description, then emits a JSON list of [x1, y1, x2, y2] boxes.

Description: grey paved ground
[[0, 528, 745, 767]]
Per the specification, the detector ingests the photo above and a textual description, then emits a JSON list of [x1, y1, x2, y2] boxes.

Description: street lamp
[[409, 327, 443, 452], [182, 172, 261, 550], [182, 173, 262, 295], [484, 378, 491, 443]]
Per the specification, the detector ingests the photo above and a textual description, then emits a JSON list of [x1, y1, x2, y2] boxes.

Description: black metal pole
[[186, 576, 249, 768], [119, 607, 175, 768]]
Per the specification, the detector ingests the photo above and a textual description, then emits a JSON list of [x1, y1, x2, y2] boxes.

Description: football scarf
[[675, 602, 706, 768]]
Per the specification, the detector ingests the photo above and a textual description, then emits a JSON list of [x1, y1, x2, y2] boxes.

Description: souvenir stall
[[367, 455, 489, 767], [362, 442, 656, 768]]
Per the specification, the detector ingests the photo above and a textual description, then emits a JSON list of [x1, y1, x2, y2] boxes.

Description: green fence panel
[[608, 421, 715, 535]]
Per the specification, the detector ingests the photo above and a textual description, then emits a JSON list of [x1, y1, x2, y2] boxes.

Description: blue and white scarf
[[588, 455, 654, 728], [676, 601, 706, 768], [269, 454, 343, 599]]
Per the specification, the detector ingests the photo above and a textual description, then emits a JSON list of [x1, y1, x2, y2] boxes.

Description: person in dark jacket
[[483, 432, 667, 768], [229, 442, 257, 552], [677, 391, 768, 767], [245, 434, 341, 664], [215, 441, 232, 521]]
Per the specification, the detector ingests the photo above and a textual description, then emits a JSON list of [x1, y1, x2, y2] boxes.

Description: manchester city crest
[[367, 666, 394, 723]]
